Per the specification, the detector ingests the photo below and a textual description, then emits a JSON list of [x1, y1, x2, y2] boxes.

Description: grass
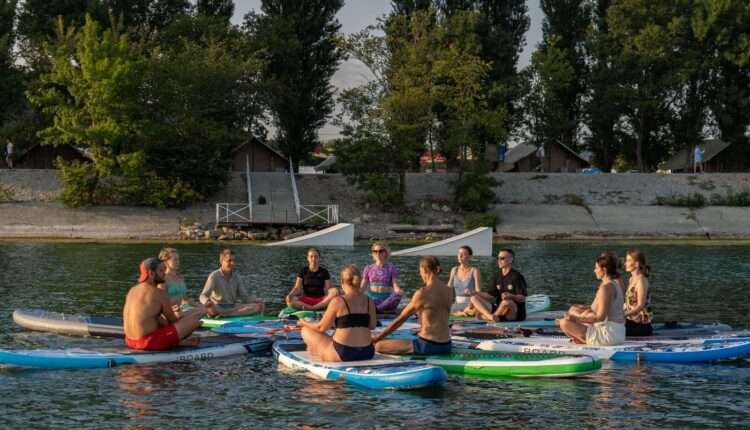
[[563, 194, 592, 214], [655, 193, 707, 208], [464, 212, 499, 230]]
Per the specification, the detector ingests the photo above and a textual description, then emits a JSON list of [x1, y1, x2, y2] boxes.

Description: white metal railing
[[289, 158, 301, 221], [299, 205, 339, 225], [216, 203, 253, 224], [245, 153, 253, 221]]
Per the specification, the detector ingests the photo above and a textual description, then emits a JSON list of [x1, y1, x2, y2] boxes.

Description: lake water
[[1, 240, 749, 429]]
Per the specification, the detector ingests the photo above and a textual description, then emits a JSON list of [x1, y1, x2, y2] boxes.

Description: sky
[[232, 0, 545, 140]]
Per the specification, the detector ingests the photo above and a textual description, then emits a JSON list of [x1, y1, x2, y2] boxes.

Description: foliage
[[244, 0, 344, 171], [55, 158, 98, 207], [30, 13, 262, 208], [0, 182, 14, 202], [710, 191, 750, 207], [655, 193, 707, 209], [450, 165, 498, 212], [464, 211, 498, 230]]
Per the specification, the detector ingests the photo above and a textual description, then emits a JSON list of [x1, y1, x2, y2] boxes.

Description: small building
[[12, 144, 90, 169], [231, 139, 288, 172], [659, 138, 750, 173], [499, 142, 589, 173]]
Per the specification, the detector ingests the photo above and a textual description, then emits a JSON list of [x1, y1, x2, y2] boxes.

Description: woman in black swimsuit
[[298, 265, 377, 362]]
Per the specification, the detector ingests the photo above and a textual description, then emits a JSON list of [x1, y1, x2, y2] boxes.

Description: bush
[[0, 183, 14, 202], [56, 159, 99, 207], [656, 193, 707, 208], [353, 173, 404, 210], [56, 156, 202, 209], [451, 167, 498, 213], [464, 212, 498, 230], [710, 191, 750, 207]]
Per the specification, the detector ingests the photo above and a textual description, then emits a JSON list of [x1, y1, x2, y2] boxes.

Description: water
[[1, 240, 749, 429]]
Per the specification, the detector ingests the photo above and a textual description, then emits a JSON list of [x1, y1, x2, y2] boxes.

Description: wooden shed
[[231, 139, 288, 172], [659, 139, 750, 173], [12, 144, 90, 169]]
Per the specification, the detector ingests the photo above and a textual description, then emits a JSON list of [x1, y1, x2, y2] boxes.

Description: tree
[[244, 0, 344, 171], [584, 0, 627, 170], [536, 0, 591, 150], [438, 0, 530, 152], [0, 0, 23, 131], [522, 34, 577, 165], [608, 0, 689, 171], [30, 14, 263, 207]]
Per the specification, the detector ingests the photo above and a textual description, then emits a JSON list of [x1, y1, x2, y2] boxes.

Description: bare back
[[413, 280, 453, 343], [123, 283, 172, 339]]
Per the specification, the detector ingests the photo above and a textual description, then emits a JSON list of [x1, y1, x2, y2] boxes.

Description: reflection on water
[[0, 241, 749, 429]]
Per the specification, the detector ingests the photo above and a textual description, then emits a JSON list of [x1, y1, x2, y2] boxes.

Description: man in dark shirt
[[470, 248, 528, 322]]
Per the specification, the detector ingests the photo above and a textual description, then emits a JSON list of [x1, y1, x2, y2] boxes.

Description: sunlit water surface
[[1, 241, 748, 429]]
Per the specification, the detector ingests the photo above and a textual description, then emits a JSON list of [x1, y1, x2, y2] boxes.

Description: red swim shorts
[[298, 295, 326, 306], [126, 324, 180, 351]]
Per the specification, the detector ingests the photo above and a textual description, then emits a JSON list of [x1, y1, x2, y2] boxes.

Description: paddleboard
[[14, 308, 273, 336], [273, 341, 446, 389], [396, 348, 601, 378], [13, 309, 125, 338], [476, 336, 750, 363], [0, 335, 272, 369], [454, 322, 735, 340]]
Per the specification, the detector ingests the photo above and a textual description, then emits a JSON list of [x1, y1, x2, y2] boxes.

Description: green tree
[[29, 15, 147, 204], [522, 34, 577, 165], [0, 0, 24, 134], [537, 0, 591, 150], [584, 0, 628, 170], [438, 0, 530, 153], [244, 0, 345, 171]]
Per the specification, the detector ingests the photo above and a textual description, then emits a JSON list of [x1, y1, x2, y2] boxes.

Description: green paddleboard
[[200, 314, 273, 329], [277, 306, 319, 319], [401, 348, 601, 378]]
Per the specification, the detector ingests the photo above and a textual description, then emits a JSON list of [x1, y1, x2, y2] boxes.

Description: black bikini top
[[335, 297, 372, 329]]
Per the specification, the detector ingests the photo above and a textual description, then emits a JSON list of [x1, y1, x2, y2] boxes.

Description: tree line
[[1, 1, 749, 211]]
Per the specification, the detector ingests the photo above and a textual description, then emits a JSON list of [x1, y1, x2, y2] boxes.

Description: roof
[[503, 143, 537, 165], [659, 138, 732, 171], [14, 143, 91, 162], [232, 139, 288, 163], [500, 141, 589, 170]]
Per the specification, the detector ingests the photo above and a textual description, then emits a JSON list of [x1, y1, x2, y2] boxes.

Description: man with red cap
[[123, 257, 212, 350]]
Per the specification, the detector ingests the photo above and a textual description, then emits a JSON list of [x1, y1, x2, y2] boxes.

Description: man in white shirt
[[5, 141, 13, 169]]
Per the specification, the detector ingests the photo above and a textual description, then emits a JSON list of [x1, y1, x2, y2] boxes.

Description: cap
[[138, 257, 160, 283]]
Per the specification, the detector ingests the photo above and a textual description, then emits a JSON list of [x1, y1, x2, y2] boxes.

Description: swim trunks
[[298, 295, 326, 306], [126, 324, 180, 351], [413, 335, 451, 355]]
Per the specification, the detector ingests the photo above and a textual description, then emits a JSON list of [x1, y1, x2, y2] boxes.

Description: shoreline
[[1, 201, 750, 241]]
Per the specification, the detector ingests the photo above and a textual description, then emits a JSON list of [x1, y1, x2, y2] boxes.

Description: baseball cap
[[138, 257, 160, 283]]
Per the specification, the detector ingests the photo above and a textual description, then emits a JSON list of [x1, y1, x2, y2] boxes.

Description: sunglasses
[[497, 256, 508, 261], [372, 249, 387, 254]]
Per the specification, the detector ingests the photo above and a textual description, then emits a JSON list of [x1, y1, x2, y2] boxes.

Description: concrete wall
[[4, 169, 750, 207], [401, 172, 750, 206]]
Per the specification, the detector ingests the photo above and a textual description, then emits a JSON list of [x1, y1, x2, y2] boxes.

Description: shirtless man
[[372, 256, 453, 355], [123, 257, 208, 350], [199, 249, 265, 317]]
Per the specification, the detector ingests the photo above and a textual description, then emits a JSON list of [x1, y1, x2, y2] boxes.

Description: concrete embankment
[[1, 169, 749, 240]]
